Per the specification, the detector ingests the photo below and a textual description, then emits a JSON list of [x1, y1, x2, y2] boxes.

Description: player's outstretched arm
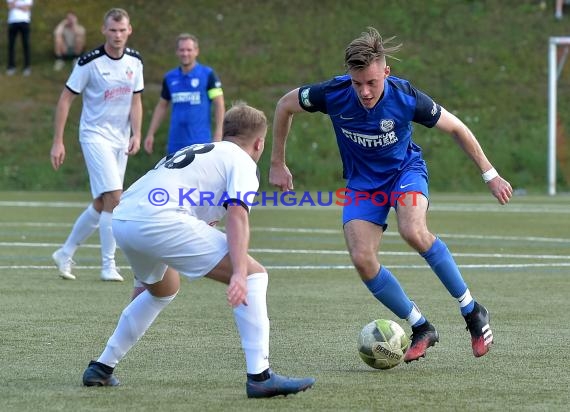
[[435, 107, 513, 205], [270, 88, 304, 191]]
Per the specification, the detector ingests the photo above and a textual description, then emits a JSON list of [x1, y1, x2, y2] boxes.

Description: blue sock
[[421, 238, 474, 315], [461, 302, 475, 316], [363, 266, 421, 323]]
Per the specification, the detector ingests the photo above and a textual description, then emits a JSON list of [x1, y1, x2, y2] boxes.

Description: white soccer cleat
[[52, 249, 76, 280], [100, 267, 124, 282]]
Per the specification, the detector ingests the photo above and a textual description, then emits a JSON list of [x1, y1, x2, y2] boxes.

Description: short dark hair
[[103, 8, 129, 26], [176, 33, 199, 49]]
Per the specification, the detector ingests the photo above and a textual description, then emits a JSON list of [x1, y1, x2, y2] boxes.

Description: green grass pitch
[[0, 191, 569, 411]]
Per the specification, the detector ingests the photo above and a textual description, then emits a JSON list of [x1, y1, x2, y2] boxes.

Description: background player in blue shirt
[[270, 27, 513, 363], [144, 33, 225, 155]]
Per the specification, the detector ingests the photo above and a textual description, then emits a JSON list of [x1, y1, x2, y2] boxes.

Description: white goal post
[[548, 37, 570, 195]]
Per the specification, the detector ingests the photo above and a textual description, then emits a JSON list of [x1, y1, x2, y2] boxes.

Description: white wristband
[[482, 168, 498, 183]]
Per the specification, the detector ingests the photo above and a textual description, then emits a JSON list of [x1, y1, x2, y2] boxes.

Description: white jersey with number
[[66, 45, 144, 148], [113, 141, 259, 225]]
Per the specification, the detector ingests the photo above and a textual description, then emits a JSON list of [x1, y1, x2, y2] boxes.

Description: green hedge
[[1, 0, 568, 193]]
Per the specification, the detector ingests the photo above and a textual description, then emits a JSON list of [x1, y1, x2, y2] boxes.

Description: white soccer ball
[[357, 319, 410, 370]]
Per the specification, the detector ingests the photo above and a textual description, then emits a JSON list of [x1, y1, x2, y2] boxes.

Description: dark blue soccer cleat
[[246, 369, 315, 398], [82, 361, 120, 387]]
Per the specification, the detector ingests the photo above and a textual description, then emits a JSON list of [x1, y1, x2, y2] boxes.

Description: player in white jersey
[[50, 8, 143, 282], [81, 102, 316, 398]]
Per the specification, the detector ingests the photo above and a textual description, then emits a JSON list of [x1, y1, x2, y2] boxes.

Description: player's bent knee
[[146, 269, 180, 297]]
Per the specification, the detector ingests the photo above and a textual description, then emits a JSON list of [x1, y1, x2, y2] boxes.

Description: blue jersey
[[161, 63, 223, 154], [298, 75, 441, 191]]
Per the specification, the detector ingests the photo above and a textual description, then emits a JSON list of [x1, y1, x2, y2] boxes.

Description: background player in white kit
[[81, 102, 316, 398], [50, 8, 143, 282]]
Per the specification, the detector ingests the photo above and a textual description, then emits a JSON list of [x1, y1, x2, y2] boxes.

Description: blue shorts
[[341, 167, 429, 230]]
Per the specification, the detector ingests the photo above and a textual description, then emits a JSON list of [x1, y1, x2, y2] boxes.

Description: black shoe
[[404, 321, 439, 363], [464, 302, 493, 357], [246, 369, 315, 398], [82, 361, 120, 387]]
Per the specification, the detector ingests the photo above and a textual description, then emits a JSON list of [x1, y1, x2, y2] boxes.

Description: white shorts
[[112, 218, 229, 284], [81, 142, 128, 199]]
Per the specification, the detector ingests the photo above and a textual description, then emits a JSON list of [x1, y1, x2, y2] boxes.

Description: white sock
[[61, 204, 100, 256], [458, 289, 473, 309], [233, 273, 270, 374], [406, 301, 423, 327], [99, 211, 116, 269], [97, 290, 176, 367]]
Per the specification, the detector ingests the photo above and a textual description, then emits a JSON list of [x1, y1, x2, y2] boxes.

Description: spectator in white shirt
[[6, 0, 33, 76]]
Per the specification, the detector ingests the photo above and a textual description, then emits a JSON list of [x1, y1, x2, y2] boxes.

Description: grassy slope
[[1, 0, 569, 192]]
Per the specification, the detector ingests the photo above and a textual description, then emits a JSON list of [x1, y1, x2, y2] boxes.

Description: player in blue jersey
[[143, 33, 225, 155], [270, 27, 513, 362]]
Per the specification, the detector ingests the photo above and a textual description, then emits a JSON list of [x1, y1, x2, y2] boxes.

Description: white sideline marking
[[1, 242, 569, 260], [265, 263, 570, 269], [2, 207, 568, 271], [253, 248, 570, 260], [0, 201, 89, 208], [254, 228, 570, 244], [2, 222, 570, 244], [3, 263, 570, 271], [1, 200, 570, 214]]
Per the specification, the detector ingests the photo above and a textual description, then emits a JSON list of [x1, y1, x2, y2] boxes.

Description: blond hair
[[223, 101, 267, 140], [344, 27, 402, 71]]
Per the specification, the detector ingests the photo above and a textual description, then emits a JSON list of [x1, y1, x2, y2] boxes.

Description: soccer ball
[[357, 319, 410, 370]]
